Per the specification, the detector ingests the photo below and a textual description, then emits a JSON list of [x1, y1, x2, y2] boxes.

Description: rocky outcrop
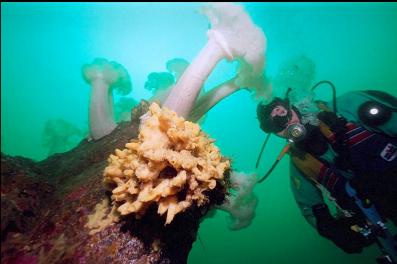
[[1, 101, 225, 264]]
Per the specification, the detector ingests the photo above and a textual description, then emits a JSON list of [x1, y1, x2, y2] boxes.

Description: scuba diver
[[256, 84, 397, 263]]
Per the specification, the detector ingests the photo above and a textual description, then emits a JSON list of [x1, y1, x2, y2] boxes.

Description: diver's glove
[[317, 111, 347, 135], [312, 203, 375, 253]]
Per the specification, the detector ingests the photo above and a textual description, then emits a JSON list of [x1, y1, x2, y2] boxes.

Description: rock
[[1, 100, 225, 264]]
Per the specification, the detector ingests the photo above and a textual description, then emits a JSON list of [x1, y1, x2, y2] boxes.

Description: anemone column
[[163, 30, 232, 118], [89, 76, 117, 139], [163, 3, 267, 119], [82, 58, 132, 140]]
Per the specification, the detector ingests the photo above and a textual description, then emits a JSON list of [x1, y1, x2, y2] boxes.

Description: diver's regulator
[[286, 123, 307, 143]]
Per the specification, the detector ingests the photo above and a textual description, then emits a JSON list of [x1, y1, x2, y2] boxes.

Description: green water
[[2, 2, 397, 264]]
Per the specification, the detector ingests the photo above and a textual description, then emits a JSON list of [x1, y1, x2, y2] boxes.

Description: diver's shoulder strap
[[290, 151, 323, 182], [313, 101, 348, 144], [291, 151, 345, 195]]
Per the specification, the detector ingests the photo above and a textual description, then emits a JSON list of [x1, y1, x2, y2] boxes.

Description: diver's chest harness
[[288, 101, 397, 199]]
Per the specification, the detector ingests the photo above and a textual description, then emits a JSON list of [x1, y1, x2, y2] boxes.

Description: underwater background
[[2, 2, 397, 264]]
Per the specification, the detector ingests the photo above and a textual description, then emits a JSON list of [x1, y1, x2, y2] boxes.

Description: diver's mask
[[269, 104, 307, 143], [267, 103, 295, 132], [271, 114, 291, 133]]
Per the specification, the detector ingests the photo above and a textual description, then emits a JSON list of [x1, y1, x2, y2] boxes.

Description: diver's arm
[[290, 162, 374, 253], [289, 162, 325, 228]]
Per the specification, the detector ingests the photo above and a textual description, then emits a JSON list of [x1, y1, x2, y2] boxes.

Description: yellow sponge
[[104, 103, 230, 224]]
